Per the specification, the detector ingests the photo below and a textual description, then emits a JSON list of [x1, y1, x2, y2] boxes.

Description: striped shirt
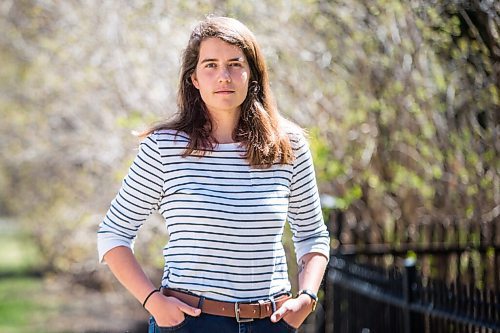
[[97, 129, 330, 302]]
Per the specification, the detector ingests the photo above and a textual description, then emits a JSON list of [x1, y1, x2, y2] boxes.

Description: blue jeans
[[148, 313, 297, 333]]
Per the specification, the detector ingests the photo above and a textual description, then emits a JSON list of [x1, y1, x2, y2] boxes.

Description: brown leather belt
[[162, 288, 291, 322]]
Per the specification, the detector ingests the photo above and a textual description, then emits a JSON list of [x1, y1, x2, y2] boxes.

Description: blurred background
[[0, 0, 498, 332]]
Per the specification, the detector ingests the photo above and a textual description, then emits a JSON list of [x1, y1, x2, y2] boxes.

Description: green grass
[[0, 277, 48, 333], [0, 223, 50, 333]]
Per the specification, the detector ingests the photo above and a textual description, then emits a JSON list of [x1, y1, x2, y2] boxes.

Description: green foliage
[[305, 0, 498, 238], [0, 232, 41, 274]]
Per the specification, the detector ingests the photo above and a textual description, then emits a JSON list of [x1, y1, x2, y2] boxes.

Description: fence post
[[402, 257, 418, 333]]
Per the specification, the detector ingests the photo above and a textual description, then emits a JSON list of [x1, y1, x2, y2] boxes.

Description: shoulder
[[148, 129, 190, 148], [137, 130, 190, 157]]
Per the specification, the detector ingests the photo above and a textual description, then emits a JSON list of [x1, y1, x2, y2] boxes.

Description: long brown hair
[[143, 16, 294, 168]]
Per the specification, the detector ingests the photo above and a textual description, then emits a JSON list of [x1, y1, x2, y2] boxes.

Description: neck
[[210, 108, 241, 144]]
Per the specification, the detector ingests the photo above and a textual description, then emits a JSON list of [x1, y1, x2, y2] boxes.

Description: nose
[[218, 66, 231, 83]]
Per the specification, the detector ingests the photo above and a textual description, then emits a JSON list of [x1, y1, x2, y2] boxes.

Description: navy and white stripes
[[97, 129, 330, 302]]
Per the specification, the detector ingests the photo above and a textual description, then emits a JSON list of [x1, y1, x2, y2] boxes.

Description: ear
[[191, 72, 199, 89]]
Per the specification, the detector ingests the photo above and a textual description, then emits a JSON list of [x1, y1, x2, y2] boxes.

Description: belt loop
[[197, 296, 205, 311], [269, 295, 277, 314], [257, 299, 265, 318]]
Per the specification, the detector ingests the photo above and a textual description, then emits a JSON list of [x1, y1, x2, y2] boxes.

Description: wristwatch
[[297, 289, 318, 311]]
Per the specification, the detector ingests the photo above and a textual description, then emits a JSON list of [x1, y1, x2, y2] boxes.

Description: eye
[[229, 62, 242, 67], [205, 63, 217, 68]]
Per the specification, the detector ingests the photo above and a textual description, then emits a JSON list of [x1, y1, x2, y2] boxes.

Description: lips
[[214, 89, 235, 94]]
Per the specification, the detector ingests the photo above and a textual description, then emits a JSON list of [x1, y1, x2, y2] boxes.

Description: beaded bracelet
[[142, 288, 160, 308]]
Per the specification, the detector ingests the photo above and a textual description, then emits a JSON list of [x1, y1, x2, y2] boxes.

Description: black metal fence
[[326, 256, 500, 332], [322, 211, 500, 333]]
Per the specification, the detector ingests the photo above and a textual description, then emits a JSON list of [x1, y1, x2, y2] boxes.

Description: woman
[[97, 16, 330, 332]]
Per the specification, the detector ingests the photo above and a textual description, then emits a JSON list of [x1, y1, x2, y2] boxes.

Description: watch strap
[[297, 289, 318, 311]]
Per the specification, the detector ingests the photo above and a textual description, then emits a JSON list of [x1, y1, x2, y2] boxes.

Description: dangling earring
[[249, 81, 260, 96]]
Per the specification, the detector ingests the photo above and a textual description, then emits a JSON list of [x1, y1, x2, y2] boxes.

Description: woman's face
[[191, 38, 250, 116]]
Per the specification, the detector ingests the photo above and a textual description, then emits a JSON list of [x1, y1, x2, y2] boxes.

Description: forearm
[[270, 252, 328, 326], [103, 246, 157, 305], [297, 252, 328, 293]]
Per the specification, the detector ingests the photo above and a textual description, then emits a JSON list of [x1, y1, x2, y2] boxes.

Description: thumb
[[173, 298, 202, 317], [270, 305, 289, 323]]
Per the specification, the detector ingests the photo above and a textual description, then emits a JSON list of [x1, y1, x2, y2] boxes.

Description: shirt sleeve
[[287, 133, 330, 263], [97, 132, 164, 262]]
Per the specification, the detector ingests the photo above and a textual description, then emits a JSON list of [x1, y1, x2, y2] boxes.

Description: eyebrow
[[199, 57, 245, 64]]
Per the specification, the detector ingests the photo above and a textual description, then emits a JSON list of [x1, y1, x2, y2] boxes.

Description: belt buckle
[[234, 302, 253, 323]]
